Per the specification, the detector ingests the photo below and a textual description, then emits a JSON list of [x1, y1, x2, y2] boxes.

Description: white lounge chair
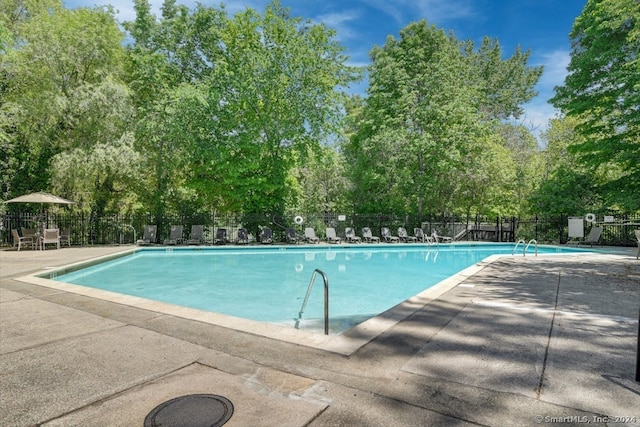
[[345, 227, 361, 243], [380, 227, 399, 243], [137, 225, 157, 246], [413, 228, 434, 244], [304, 227, 320, 244], [398, 227, 417, 242], [567, 226, 602, 247], [325, 227, 341, 244], [164, 225, 183, 245], [187, 225, 204, 245], [432, 230, 452, 243], [361, 227, 380, 243]]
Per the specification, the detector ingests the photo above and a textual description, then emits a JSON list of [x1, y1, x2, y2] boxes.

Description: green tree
[[550, 0, 640, 210], [294, 146, 350, 214], [465, 37, 543, 121], [125, 1, 360, 218], [530, 116, 601, 215], [1, 4, 134, 214], [345, 20, 540, 218]]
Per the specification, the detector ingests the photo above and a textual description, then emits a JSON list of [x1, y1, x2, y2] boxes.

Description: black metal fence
[[2, 211, 639, 247]]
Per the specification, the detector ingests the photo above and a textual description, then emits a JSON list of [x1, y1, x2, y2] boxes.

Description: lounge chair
[[187, 225, 204, 245], [137, 225, 157, 246], [260, 227, 273, 244], [59, 228, 71, 247], [635, 230, 640, 260], [567, 226, 602, 247], [304, 227, 320, 244], [11, 229, 35, 251], [41, 228, 60, 250], [236, 228, 249, 245], [325, 227, 342, 244], [414, 228, 434, 244], [398, 227, 417, 242], [432, 230, 452, 243], [163, 225, 183, 245], [214, 228, 228, 245], [361, 227, 380, 243], [345, 227, 361, 243], [285, 228, 300, 244], [380, 227, 400, 243]]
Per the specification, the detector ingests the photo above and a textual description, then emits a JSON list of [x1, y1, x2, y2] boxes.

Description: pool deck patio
[[1, 244, 639, 426]]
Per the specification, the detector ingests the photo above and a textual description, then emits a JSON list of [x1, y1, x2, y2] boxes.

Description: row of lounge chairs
[[136, 225, 452, 246]]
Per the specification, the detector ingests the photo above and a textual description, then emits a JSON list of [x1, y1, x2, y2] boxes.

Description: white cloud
[[363, 0, 476, 25], [316, 9, 363, 41], [536, 50, 571, 90], [522, 49, 571, 144]]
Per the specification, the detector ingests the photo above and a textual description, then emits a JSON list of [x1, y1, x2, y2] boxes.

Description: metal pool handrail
[[295, 269, 329, 335], [513, 239, 538, 256]]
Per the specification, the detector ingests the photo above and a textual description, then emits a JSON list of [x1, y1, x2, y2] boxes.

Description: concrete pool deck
[[1, 245, 639, 426]]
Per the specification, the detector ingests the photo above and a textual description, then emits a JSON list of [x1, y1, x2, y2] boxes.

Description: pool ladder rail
[[513, 239, 538, 256], [294, 269, 329, 335]]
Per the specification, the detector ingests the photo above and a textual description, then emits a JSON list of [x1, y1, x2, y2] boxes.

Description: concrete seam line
[[536, 269, 561, 399]]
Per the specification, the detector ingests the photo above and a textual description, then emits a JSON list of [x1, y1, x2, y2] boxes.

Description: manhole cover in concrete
[[144, 394, 234, 427]]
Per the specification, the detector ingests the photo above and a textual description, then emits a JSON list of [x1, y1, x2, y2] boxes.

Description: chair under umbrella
[[5, 192, 75, 248]]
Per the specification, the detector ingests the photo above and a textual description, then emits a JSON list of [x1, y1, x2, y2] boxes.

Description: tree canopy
[[344, 20, 542, 218], [551, 0, 640, 211], [1, 0, 636, 223]]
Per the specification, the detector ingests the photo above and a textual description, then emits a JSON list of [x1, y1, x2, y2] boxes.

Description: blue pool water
[[51, 244, 589, 333]]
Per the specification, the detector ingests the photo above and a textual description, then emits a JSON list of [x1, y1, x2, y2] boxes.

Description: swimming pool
[[48, 244, 590, 335]]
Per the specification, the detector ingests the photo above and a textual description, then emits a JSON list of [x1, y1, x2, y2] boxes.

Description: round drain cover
[[144, 394, 234, 427]]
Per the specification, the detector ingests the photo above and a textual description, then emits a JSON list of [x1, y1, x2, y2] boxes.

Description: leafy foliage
[[2, 0, 634, 222], [345, 20, 542, 218], [551, 0, 640, 210]]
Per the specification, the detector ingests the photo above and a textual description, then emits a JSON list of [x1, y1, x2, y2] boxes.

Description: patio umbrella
[[5, 192, 75, 230], [5, 191, 75, 205]]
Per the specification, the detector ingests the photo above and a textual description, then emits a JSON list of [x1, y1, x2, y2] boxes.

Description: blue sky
[[66, 0, 587, 139]]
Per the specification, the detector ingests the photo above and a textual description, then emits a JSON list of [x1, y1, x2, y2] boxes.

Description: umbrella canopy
[[5, 191, 74, 205]]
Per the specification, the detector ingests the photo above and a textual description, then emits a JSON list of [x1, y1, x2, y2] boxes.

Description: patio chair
[[11, 229, 35, 251], [304, 227, 320, 244], [635, 230, 640, 260], [380, 227, 400, 243], [59, 228, 71, 247], [432, 230, 452, 243], [137, 225, 157, 246], [22, 228, 37, 240], [414, 228, 434, 244], [325, 227, 342, 244], [361, 227, 380, 243], [398, 227, 417, 243], [260, 227, 273, 244], [236, 228, 249, 245], [163, 225, 183, 245], [345, 227, 361, 243], [567, 226, 602, 247], [187, 225, 204, 245], [41, 228, 60, 250], [214, 228, 228, 245], [285, 228, 300, 244]]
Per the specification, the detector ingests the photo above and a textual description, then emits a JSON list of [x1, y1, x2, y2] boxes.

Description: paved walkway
[[1, 245, 639, 426]]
